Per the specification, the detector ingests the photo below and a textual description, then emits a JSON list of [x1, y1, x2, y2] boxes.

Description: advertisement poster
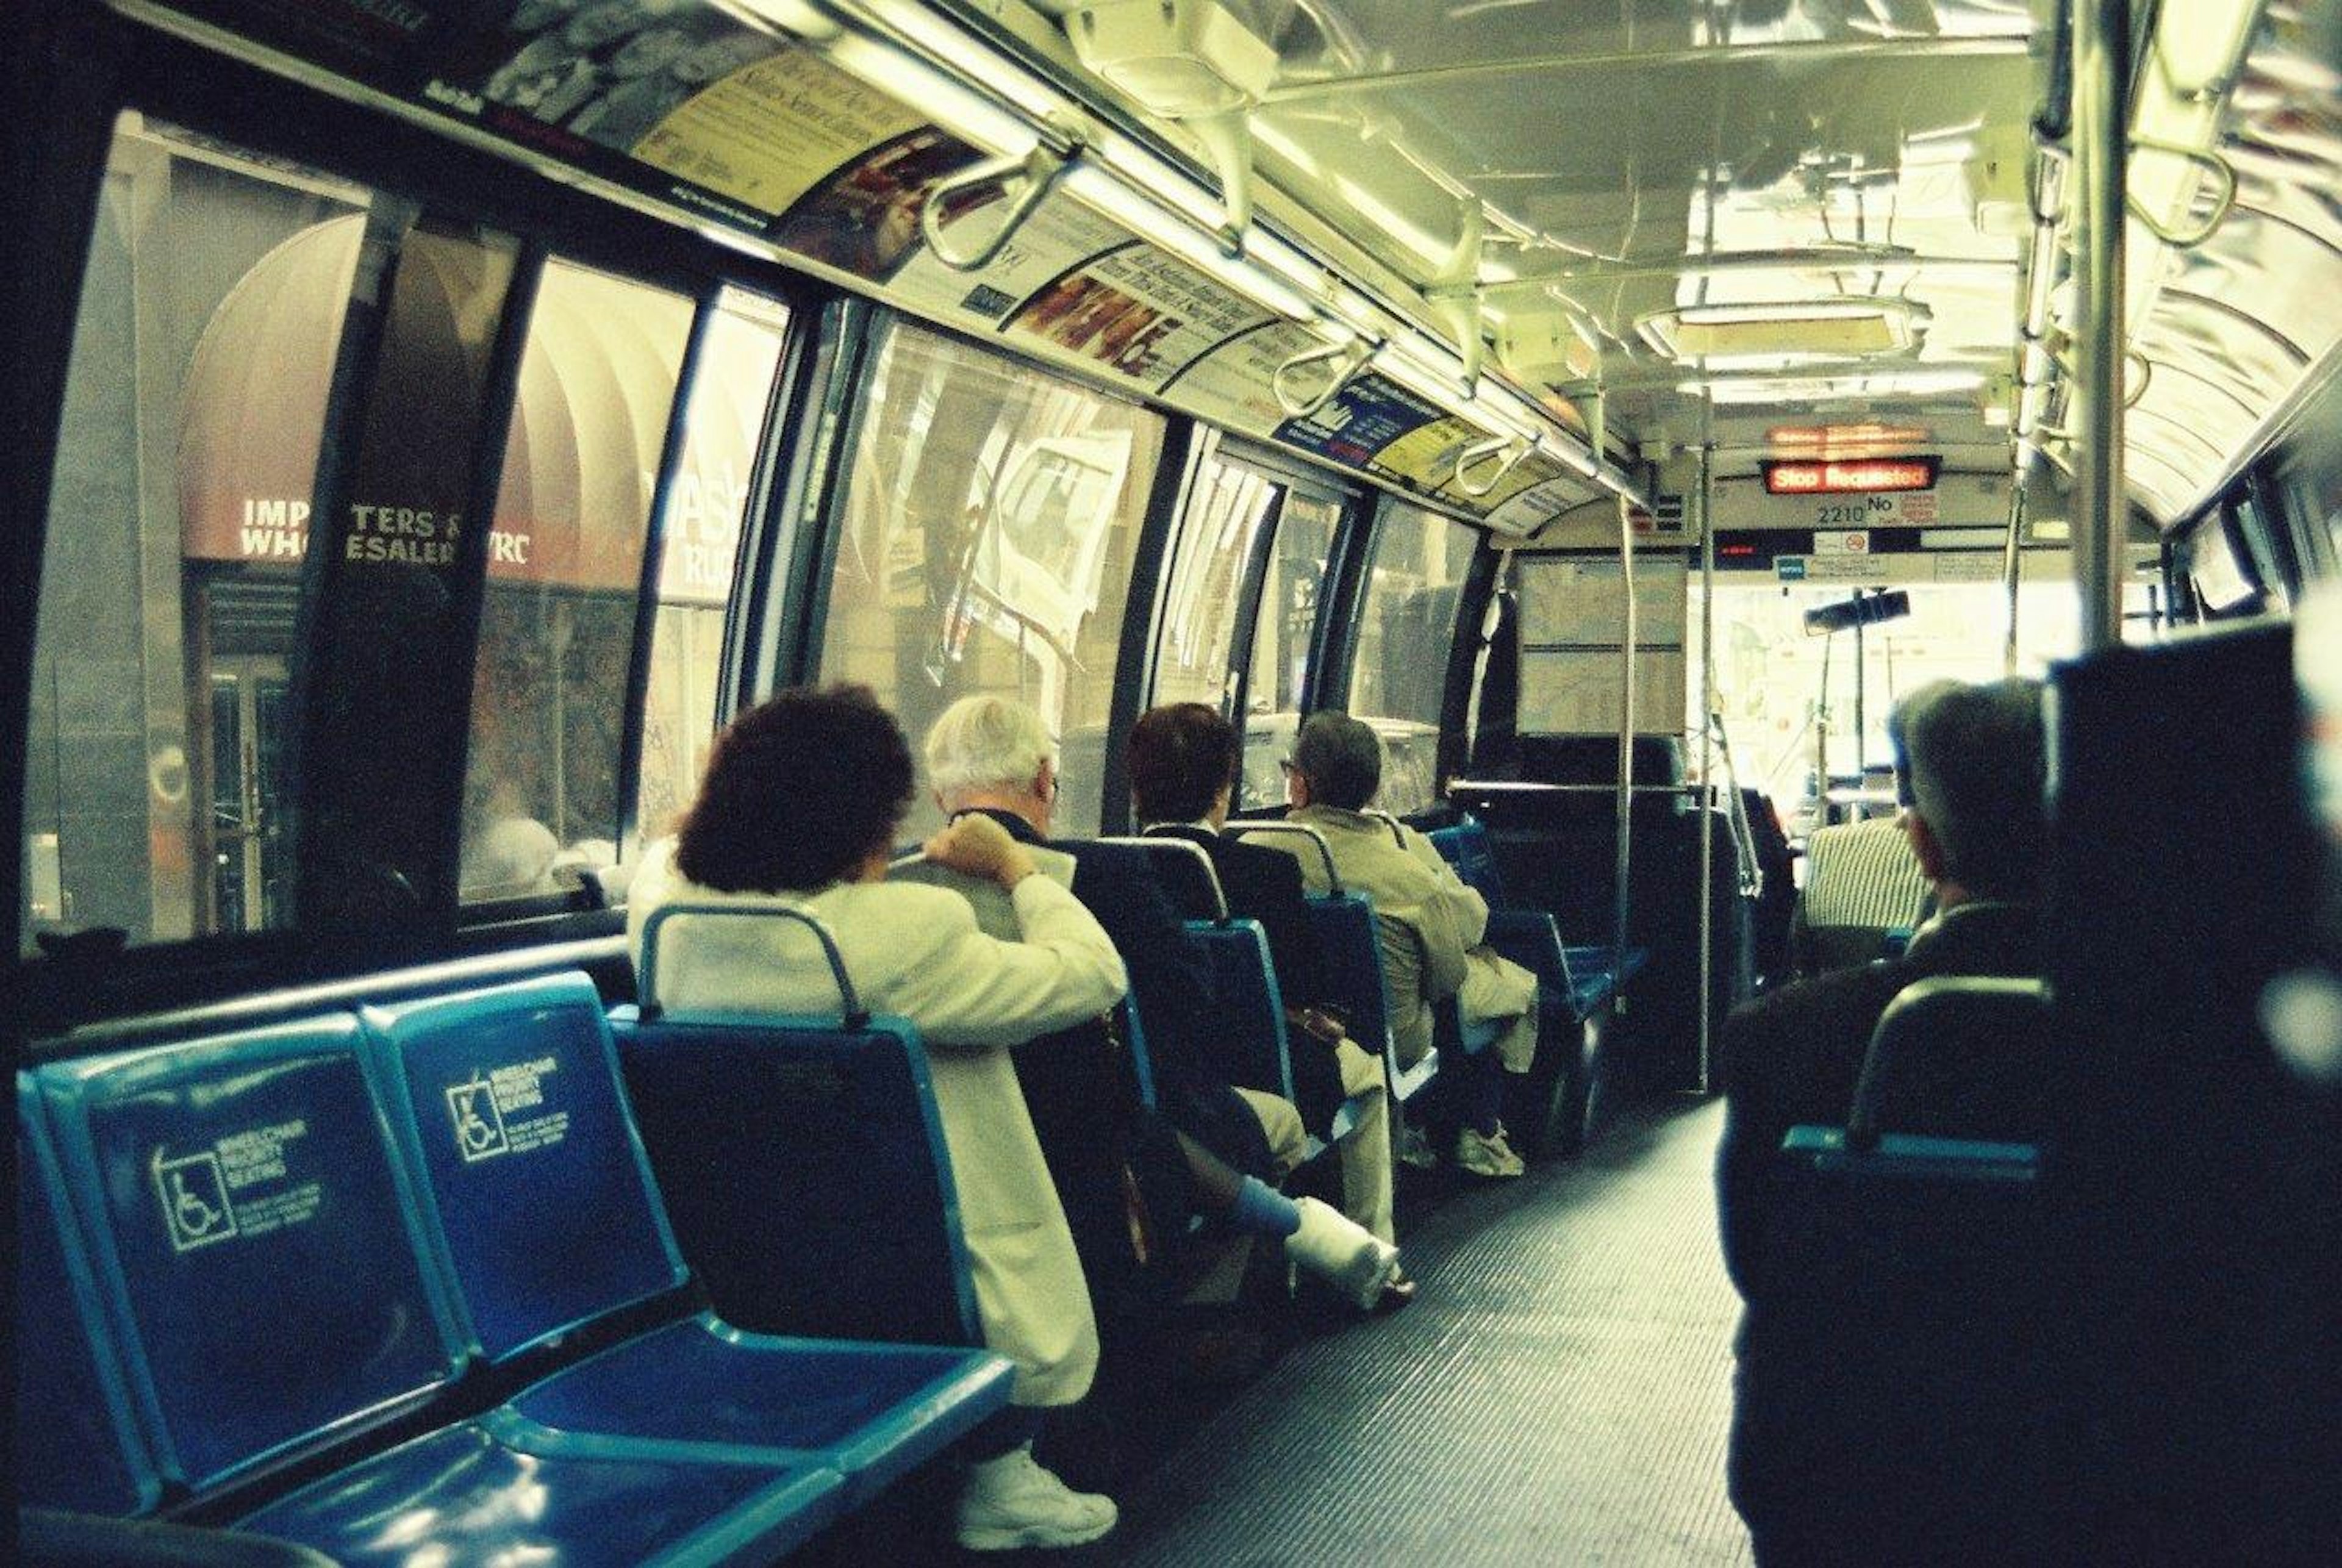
[[887, 192, 1133, 331], [1006, 247, 1274, 392], [1164, 318, 1326, 437], [1272, 371, 1442, 469]]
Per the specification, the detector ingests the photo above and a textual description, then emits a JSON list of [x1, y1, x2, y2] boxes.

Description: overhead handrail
[[2124, 137, 2238, 248], [1107, 832, 1229, 922], [1452, 434, 1529, 498], [1272, 335, 1376, 420], [1225, 820, 1342, 897], [920, 127, 1083, 273], [637, 900, 866, 1028]]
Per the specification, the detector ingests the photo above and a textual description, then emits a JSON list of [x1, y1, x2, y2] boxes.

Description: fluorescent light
[[1057, 162, 1319, 320]]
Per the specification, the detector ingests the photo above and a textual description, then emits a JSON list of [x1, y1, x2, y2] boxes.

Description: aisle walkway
[[1108, 1096, 1752, 1566]]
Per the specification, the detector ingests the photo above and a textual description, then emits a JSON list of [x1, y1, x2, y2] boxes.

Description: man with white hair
[[923, 695, 1402, 1314]]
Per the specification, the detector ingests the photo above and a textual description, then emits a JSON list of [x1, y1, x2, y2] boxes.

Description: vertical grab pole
[[1605, 391, 1636, 1029], [2002, 479, 2029, 675], [1696, 420, 1717, 1092], [2072, 0, 2131, 653]]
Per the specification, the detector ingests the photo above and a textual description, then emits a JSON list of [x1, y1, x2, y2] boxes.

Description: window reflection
[[818, 321, 1164, 836], [1348, 503, 1480, 815]]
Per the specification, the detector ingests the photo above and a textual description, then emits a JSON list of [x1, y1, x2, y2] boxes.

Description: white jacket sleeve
[[886, 875, 1128, 1050]]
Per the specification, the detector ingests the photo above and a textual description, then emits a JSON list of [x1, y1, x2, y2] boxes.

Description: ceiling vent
[[1637, 298, 1927, 365], [1067, 0, 1279, 117]]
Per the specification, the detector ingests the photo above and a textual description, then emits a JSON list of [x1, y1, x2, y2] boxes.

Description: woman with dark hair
[[629, 684, 1130, 1552]]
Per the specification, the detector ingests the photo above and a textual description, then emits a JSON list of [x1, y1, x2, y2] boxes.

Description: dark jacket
[[967, 809, 1272, 1181], [1144, 822, 1346, 1131], [1716, 899, 2047, 1559]]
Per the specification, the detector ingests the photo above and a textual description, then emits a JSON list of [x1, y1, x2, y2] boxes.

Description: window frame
[[12, 23, 841, 1025]]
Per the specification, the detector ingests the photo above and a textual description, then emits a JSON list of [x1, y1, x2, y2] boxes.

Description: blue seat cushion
[[240, 1409, 843, 1568], [506, 1314, 1014, 1505]]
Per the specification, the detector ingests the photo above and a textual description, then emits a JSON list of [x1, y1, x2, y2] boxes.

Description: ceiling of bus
[[1005, 0, 2342, 525]]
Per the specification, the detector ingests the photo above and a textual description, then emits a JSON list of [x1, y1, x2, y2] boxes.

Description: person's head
[[924, 694, 1058, 834], [675, 684, 913, 892], [1128, 703, 1241, 827], [1287, 711, 1382, 812], [1888, 677, 2048, 907]]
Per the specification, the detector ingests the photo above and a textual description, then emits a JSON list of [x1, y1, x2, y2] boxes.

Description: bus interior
[[8, 1, 2342, 1563]]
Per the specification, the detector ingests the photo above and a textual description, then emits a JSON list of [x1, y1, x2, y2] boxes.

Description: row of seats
[[20, 967, 1015, 1563]]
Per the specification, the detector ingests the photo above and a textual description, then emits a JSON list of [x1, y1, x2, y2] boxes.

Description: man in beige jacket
[[1274, 712, 1539, 1178]]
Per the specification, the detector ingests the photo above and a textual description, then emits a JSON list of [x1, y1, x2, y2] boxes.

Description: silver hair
[[1891, 678, 2047, 900], [923, 694, 1055, 800]]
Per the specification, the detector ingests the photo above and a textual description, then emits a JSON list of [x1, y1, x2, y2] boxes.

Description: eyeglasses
[[1277, 757, 1298, 775]]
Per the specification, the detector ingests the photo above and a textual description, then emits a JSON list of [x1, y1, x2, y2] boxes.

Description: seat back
[[619, 901, 978, 1347], [16, 1078, 160, 1515], [1849, 976, 2058, 1149], [1182, 918, 1294, 1101], [1427, 815, 1507, 906], [1106, 834, 1227, 922], [361, 971, 687, 1364], [36, 1016, 460, 1494], [1302, 892, 1392, 1060]]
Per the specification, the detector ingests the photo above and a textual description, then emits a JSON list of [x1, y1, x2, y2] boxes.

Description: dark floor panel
[[1108, 1096, 1751, 1567]]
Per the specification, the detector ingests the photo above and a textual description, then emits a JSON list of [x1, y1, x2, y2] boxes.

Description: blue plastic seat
[[1181, 917, 1295, 1103], [367, 966, 1013, 1507], [15, 1076, 160, 1515], [239, 1408, 845, 1568], [35, 1015, 462, 1494], [1430, 816, 1649, 1014]]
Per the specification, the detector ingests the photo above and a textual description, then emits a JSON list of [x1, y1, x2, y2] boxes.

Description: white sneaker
[[1395, 1122, 1438, 1170], [1286, 1195, 1403, 1311], [1455, 1123, 1526, 1178], [956, 1443, 1117, 1551]]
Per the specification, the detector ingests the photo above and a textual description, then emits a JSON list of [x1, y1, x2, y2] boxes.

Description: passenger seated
[[1276, 712, 1539, 1178], [628, 685, 1125, 1552], [1714, 677, 2049, 1563], [1127, 702, 1405, 1290], [921, 695, 1401, 1315], [1789, 813, 1932, 977]]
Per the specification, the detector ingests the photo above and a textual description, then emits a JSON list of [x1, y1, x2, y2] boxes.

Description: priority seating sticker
[[151, 1120, 320, 1254], [445, 1057, 570, 1163]]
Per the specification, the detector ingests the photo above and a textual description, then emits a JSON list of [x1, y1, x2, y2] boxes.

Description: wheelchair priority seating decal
[[444, 1056, 570, 1163], [150, 1120, 320, 1255]]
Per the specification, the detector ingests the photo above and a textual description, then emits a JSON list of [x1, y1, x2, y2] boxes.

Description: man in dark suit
[[1716, 676, 2049, 1562], [1125, 703, 1402, 1274]]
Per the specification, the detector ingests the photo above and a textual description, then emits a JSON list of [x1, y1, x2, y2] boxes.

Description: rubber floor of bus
[[1105, 1094, 1752, 1567]]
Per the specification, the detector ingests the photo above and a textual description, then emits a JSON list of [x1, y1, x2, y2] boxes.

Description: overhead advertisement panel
[[143, 0, 1588, 526]]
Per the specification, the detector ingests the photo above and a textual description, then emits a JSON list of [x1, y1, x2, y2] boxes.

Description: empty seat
[[31, 1012, 847, 1564], [365, 967, 1012, 1506], [15, 1077, 160, 1516], [35, 1015, 460, 1494]]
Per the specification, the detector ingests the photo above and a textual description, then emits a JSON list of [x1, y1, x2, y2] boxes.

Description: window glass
[[1150, 456, 1278, 712], [1688, 576, 2155, 839], [634, 290, 790, 849], [1349, 502, 1480, 813], [457, 261, 694, 903], [21, 113, 373, 953], [817, 321, 1164, 836], [1239, 493, 1342, 809]]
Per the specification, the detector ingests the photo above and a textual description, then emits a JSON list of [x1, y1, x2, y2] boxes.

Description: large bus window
[[1240, 493, 1342, 807], [634, 292, 790, 847], [817, 320, 1164, 836], [457, 260, 695, 903], [20, 114, 374, 954], [1151, 456, 1280, 712], [1350, 503, 1480, 815]]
